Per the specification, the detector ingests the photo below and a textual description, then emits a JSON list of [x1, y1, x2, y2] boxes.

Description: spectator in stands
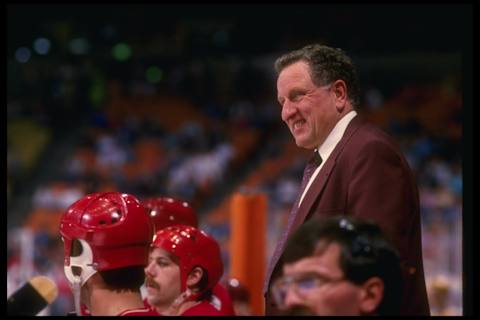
[[271, 216, 403, 316], [265, 43, 429, 315], [427, 274, 461, 316], [95, 134, 127, 170]]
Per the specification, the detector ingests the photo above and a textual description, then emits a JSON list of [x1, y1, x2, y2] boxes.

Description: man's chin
[[146, 288, 160, 302], [294, 138, 316, 150], [147, 296, 161, 308]]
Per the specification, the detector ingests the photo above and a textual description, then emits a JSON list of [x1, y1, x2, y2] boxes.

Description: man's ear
[[358, 277, 384, 315], [332, 79, 348, 112], [186, 266, 204, 289]]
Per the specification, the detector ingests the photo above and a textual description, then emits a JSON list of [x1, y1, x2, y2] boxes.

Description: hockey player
[[59, 192, 157, 316], [143, 196, 235, 315], [144, 225, 227, 315]]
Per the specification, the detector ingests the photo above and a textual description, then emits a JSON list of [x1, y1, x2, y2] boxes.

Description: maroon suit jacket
[[264, 116, 430, 315]]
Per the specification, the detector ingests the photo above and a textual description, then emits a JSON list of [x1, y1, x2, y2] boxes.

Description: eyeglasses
[[271, 218, 377, 310], [271, 272, 345, 310]]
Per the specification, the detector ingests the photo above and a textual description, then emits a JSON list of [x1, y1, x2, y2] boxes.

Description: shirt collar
[[316, 110, 357, 161]]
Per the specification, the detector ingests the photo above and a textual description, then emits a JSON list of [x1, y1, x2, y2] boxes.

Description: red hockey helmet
[[151, 225, 223, 293], [143, 197, 198, 232], [59, 192, 153, 286]]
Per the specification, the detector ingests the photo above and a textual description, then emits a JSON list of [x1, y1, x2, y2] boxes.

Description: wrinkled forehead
[[277, 62, 312, 88]]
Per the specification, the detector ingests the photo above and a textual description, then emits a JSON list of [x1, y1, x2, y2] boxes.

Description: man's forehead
[[149, 247, 172, 259], [313, 239, 339, 255], [283, 241, 342, 275], [277, 61, 310, 83]]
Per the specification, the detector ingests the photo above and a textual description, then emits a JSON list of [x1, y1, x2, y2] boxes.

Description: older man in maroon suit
[[264, 44, 430, 315]]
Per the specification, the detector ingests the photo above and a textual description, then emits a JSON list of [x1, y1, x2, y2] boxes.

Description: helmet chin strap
[[165, 288, 203, 315], [72, 276, 82, 316], [63, 239, 98, 316], [173, 288, 204, 307], [171, 289, 192, 309]]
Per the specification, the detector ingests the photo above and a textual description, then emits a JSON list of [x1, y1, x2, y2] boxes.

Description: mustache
[[145, 276, 160, 289], [284, 306, 314, 316]]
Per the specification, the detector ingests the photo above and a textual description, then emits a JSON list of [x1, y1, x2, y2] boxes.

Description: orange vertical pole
[[230, 191, 267, 315], [230, 193, 250, 286], [248, 193, 266, 315]]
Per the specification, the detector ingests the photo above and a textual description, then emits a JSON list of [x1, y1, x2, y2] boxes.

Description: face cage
[[63, 239, 98, 316]]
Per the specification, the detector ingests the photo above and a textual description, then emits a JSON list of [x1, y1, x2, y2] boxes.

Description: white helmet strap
[[63, 239, 98, 315], [72, 275, 82, 316]]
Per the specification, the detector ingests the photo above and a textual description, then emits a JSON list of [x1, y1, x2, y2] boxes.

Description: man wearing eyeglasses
[[271, 216, 403, 316], [266, 44, 429, 315]]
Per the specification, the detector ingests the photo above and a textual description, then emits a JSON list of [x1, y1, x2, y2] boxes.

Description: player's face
[[144, 248, 181, 310]]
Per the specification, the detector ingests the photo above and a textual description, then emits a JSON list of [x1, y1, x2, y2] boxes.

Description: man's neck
[[88, 288, 144, 315], [154, 298, 201, 316]]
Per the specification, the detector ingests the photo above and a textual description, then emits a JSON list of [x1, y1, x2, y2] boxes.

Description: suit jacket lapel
[[264, 116, 366, 294], [290, 116, 365, 233]]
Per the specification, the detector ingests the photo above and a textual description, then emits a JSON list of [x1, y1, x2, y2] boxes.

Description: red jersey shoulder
[[143, 298, 153, 309], [181, 300, 227, 316], [118, 307, 160, 316], [212, 283, 236, 315]]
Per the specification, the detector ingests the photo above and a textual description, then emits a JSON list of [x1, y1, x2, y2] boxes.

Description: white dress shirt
[[298, 110, 357, 206]]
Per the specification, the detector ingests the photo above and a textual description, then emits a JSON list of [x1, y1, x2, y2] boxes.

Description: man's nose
[[144, 261, 154, 276], [281, 101, 297, 121], [283, 287, 304, 309]]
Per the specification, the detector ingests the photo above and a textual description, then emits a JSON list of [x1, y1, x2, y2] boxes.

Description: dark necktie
[[264, 150, 323, 293], [289, 150, 323, 220], [297, 151, 323, 199]]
